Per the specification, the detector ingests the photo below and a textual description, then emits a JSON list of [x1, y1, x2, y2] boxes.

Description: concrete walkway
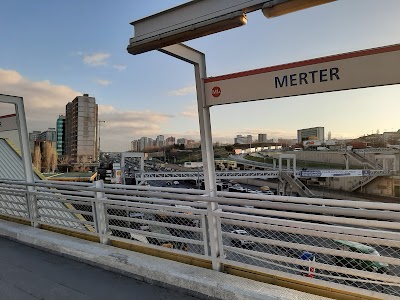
[[0, 236, 200, 300], [0, 219, 332, 300]]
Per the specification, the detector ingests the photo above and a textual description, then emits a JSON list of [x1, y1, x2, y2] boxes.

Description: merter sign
[[204, 44, 400, 106]]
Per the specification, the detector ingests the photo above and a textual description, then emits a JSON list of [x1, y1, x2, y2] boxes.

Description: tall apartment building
[[28, 131, 41, 153], [65, 94, 98, 165], [156, 135, 165, 147], [258, 133, 267, 143], [131, 140, 139, 152], [139, 137, 148, 151], [56, 115, 65, 156], [297, 127, 324, 143], [177, 138, 186, 145], [166, 136, 175, 146]]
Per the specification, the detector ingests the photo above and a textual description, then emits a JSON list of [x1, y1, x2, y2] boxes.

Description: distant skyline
[[0, 1, 399, 151]]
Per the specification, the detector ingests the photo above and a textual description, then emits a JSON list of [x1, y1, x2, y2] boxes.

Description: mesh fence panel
[[106, 202, 207, 256], [218, 203, 400, 298]]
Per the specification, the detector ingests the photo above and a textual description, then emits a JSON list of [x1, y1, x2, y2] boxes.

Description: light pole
[[98, 120, 106, 163]]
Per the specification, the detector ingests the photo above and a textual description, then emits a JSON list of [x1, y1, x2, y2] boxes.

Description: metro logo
[[212, 86, 221, 97]]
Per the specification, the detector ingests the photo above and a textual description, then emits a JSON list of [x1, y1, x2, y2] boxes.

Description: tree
[[32, 141, 41, 171]]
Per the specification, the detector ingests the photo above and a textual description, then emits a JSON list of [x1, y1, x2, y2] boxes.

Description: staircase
[[347, 152, 377, 169], [281, 172, 315, 197], [349, 175, 378, 192]]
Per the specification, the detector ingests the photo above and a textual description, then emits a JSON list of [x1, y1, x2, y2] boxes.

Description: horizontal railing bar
[[108, 214, 203, 233], [0, 206, 28, 214], [222, 231, 400, 266], [35, 196, 94, 207], [219, 205, 400, 230], [108, 225, 203, 245], [0, 198, 28, 206], [107, 234, 208, 259], [104, 199, 206, 214], [216, 211, 400, 241], [35, 188, 94, 197], [36, 221, 98, 236], [221, 218, 400, 248], [33, 192, 95, 205], [38, 213, 93, 226], [106, 204, 203, 219], [38, 205, 93, 216], [224, 245, 400, 284], [218, 191, 400, 211], [104, 194, 207, 209]]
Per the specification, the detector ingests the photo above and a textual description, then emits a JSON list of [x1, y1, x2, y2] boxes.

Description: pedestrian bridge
[[0, 179, 399, 300]]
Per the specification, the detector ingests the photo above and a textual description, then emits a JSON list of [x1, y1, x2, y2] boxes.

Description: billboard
[[0, 114, 18, 132], [300, 169, 371, 178], [204, 44, 400, 106]]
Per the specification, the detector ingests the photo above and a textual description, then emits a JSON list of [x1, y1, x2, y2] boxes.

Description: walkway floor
[[0, 237, 200, 300]]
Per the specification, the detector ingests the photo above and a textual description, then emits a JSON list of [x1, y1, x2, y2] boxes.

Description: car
[[173, 180, 180, 185], [230, 229, 255, 248], [333, 240, 388, 273]]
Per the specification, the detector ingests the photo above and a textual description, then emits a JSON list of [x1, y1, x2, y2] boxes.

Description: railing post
[[26, 185, 40, 228], [94, 180, 110, 245]]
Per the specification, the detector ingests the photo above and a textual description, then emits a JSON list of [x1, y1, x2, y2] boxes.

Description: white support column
[[159, 44, 221, 271], [94, 180, 110, 245]]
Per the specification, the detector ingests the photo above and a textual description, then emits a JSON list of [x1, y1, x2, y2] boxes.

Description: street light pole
[[98, 120, 106, 163]]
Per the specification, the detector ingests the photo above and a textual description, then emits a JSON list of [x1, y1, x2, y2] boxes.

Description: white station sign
[[204, 44, 400, 106], [0, 114, 18, 132]]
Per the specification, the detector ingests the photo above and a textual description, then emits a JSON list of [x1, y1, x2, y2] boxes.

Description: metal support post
[[160, 44, 221, 271], [94, 180, 110, 245], [1, 95, 39, 227]]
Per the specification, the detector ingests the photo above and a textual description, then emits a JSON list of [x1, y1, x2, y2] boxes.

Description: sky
[[0, 0, 399, 151]]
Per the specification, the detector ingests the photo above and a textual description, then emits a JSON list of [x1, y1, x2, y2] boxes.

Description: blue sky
[[0, 0, 399, 151]]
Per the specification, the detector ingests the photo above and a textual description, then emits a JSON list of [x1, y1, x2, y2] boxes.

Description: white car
[[230, 230, 255, 247], [173, 180, 180, 185]]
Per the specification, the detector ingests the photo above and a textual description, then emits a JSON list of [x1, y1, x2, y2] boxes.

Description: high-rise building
[[156, 135, 164, 147], [38, 128, 56, 143], [56, 115, 65, 156], [258, 134, 267, 143], [131, 140, 139, 152], [166, 136, 175, 146], [297, 127, 324, 143], [28, 131, 41, 153], [139, 137, 148, 151], [65, 94, 98, 165], [177, 138, 186, 145]]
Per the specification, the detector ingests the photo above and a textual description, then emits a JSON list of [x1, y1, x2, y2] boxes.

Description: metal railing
[[1, 179, 400, 299]]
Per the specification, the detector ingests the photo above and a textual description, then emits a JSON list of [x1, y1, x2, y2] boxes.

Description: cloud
[[0, 68, 80, 130], [96, 79, 111, 86], [0, 68, 176, 152], [180, 104, 198, 119], [168, 85, 196, 96], [98, 106, 174, 151], [113, 64, 127, 71], [83, 52, 110, 66]]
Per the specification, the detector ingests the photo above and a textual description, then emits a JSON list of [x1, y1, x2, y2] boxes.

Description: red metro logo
[[212, 86, 221, 97]]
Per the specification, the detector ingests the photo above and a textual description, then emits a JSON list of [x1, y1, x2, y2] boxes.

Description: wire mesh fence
[[105, 199, 208, 256], [216, 196, 400, 299], [0, 182, 29, 219], [1, 179, 400, 298]]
